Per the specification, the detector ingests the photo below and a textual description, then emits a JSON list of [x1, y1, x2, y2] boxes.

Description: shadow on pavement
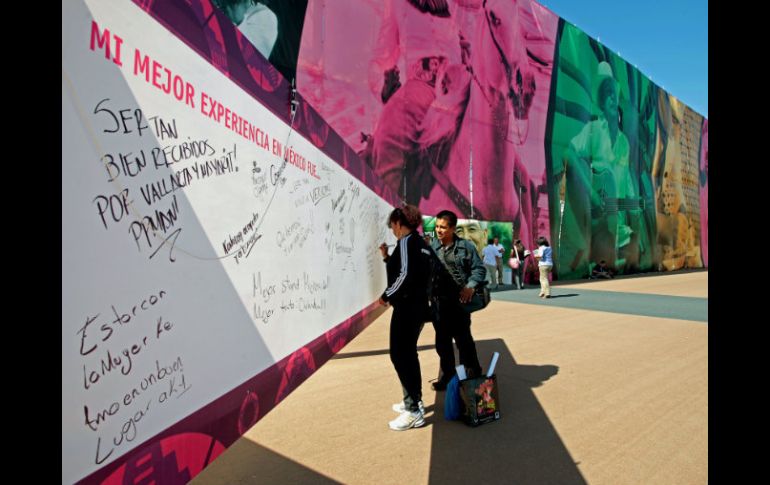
[[426, 339, 586, 485], [190, 439, 342, 484]]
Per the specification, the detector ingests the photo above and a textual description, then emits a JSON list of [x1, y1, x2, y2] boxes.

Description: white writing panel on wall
[[62, 1, 393, 482]]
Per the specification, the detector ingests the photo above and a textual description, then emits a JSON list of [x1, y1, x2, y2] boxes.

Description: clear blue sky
[[538, 0, 708, 118]]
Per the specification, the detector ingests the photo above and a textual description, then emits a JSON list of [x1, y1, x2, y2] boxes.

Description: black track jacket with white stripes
[[381, 232, 432, 305]]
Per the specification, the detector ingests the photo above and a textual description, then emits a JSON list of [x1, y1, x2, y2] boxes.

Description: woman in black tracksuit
[[379, 205, 432, 431]]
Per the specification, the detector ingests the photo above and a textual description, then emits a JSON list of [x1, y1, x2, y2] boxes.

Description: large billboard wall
[[294, 0, 707, 279], [63, 0, 707, 483]]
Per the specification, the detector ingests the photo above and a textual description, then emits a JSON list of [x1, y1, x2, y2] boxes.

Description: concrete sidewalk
[[193, 271, 708, 485]]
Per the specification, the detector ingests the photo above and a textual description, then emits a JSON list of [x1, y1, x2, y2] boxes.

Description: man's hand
[[459, 32, 471, 68], [379, 243, 389, 259], [381, 66, 401, 103], [379, 297, 389, 307], [459, 287, 475, 304]]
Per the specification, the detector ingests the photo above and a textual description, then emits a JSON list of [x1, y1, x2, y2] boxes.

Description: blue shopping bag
[[444, 375, 462, 420]]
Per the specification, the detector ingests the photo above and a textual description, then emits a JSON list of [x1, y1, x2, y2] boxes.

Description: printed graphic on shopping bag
[[460, 375, 501, 426]]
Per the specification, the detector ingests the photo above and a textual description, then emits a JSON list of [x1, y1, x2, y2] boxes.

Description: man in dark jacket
[[430, 210, 486, 390]]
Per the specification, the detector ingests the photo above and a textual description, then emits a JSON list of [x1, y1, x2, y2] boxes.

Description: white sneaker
[[388, 410, 425, 431], [392, 400, 425, 414]]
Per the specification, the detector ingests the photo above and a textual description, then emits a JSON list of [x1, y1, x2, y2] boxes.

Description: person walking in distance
[[492, 236, 505, 287], [511, 239, 529, 289], [482, 238, 500, 289], [534, 235, 553, 298]]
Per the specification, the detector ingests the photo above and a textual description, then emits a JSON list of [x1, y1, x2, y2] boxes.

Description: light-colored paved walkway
[[193, 271, 708, 485], [556, 270, 708, 298]]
